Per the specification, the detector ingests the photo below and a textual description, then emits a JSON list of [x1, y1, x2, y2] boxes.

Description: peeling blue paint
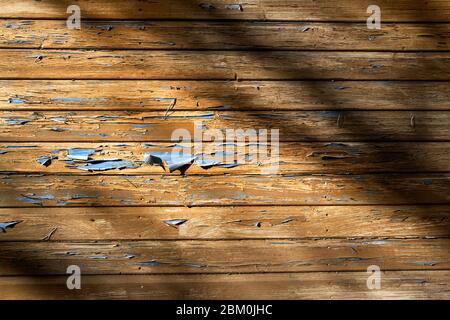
[[16, 194, 54, 205], [69, 159, 135, 171], [4, 119, 30, 125], [79, 133, 109, 137], [132, 124, 153, 129], [144, 152, 195, 172], [36, 155, 54, 167], [67, 148, 97, 160], [49, 97, 107, 103], [0, 221, 22, 233], [325, 143, 348, 148], [49, 117, 66, 123], [163, 219, 187, 226], [138, 260, 162, 267], [70, 194, 97, 200], [144, 113, 214, 119], [8, 98, 25, 104]]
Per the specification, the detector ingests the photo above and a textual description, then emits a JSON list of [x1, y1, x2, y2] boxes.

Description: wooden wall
[[0, 0, 449, 299]]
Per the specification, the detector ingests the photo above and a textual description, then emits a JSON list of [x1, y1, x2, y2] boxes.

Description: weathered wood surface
[[1, 0, 449, 301], [2, 21, 449, 51], [1, 111, 449, 142], [1, 51, 449, 80], [1, 272, 449, 300], [1, 142, 450, 175], [0, 239, 448, 275], [1, 206, 450, 241], [1, 0, 449, 22], [2, 80, 449, 111], [1, 174, 448, 207]]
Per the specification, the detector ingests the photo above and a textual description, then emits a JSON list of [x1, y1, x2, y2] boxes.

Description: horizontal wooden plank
[[1, 272, 448, 299], [0, 238, 448, 275], [0, 111, 449, 142], [1, 50, 449, 80], [2, 21, 449, 50], [1, 205, 450, 241], [1, 142, 450, 175], [1, 1, 449, 22], [1, 174, 449, 207], [2, 80, 449, 111]]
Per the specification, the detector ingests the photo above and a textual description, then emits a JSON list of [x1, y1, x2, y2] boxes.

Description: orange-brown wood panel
[[0, 0, 449, 21], [1, 111, 450, 142], [1, 21, 449, 51], [1, 80, 449, 111], [0, 142, 449, 175], [0, 238, 448, 275], [0, 174, 448, 207], [0, 51, 448, 80], [1, 206, 450, 241], [0, 272, 449, 300], [0, 0, 449, 301]]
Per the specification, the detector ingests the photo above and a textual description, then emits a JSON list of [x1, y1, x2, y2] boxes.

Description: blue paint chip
[[72, 159, 135, 171], [36, 156, 53, 167], [8, 98, 25, 104], [0, 221, 22, 233], [143, 152, 195, 172], [67, 148, 97, 160]]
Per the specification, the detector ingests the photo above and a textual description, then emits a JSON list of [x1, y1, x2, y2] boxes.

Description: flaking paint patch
[[52, 252, 80, 256], [144, 152, 195, 172], [48, 97, 108, 103], [143, 113, 214, 119], [132, 124, 153, 129], [67, 148, 97, 160], [199, 3, 215, 10], [163, 219, 187, 227], [138, 260, 162, 267], [0, 221, 22, 233], [3, 119, 30, 125], [16, 193, 55, 205], [79, 133, 109, 137], [8, 98, 25, 104], [36, 155, 55, 167], [70, 194, 97, 200], [49, 116, 66, 123], [225, 4, 243, 11], [68, 159, 136, 171]]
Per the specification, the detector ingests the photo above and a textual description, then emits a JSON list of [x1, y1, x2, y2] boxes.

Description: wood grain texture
[[1, 174, 449, 207], [1, 111, 449, 142], [1, 0, 449, 301], [2, 20, 449, 50], [2, 80, 449, 111], [1, 142, 450, 175], [1, 206, 450, 241], [1, 0, 449, 22], [1, 50, 449, 80], [0, 272, 449, 300], [0, 238, 448, 275]]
